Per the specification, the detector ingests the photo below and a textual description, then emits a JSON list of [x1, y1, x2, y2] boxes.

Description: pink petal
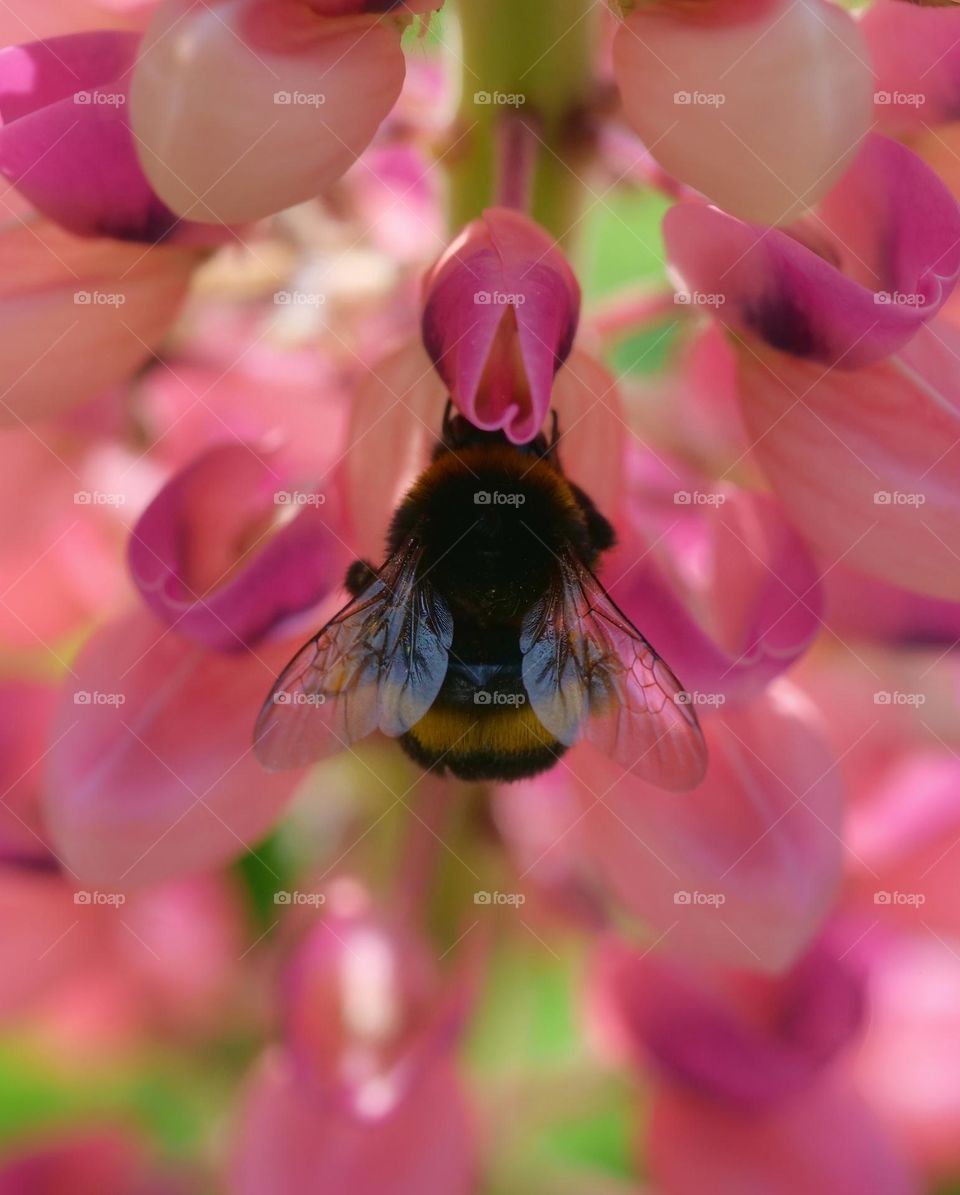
[[0, 190, 202, 424], [130, 0, 408, 223], [823, 564, 960, 645], [863, 0, 960, 134], [855, 932, 960, 1173], [560, 682, 843, 971], [421, 208, 580, 443], [129, 443, 341, 650], [592, 936, 865, 1108], [606, 489, 822, 704], [613, 0, 873, 224], [282, 877, 471, 1114], [663, 135, 960, 368], [737, 319, 960, 600], [0, 681, 60, 867], [0, 33, 217, 244], [229, 1049, 476, 1195], [649, 1078, 917, 1195], [42, 610, 304, 886]]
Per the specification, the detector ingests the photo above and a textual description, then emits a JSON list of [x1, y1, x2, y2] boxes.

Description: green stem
[[448, 0, 601, 246]]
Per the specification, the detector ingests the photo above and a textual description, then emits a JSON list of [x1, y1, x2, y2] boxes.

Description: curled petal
[[42, 610, 304, 886], [613, 0, 873, 224], [592, 936, 864, 1108], [421, 208, 580, 443], [131, 0, 408, 223], [229, 1049, 476, 1195], [663, 136, 960, 368], [129, 443, 341, 650], [0, 33, 217, 244], [737, 319, 960, 600], [562, 682, 843, 971]]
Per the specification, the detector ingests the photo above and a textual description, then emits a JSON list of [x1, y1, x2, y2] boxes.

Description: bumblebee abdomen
[[399, 698, 565, 782]]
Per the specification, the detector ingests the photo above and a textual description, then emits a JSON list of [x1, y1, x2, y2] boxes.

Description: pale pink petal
[[421, 207, 580, 443], [863, 0, 960, 134], [131, 0, 408, 223], [649, 1078, 917, 1195], [129, 443, 341, 650], [42, 610, 304, 886], [561, 682, 843, 971], [737, 319, 960, 600], [0, 189, 203, 424], [613, 0, 873, 224], [229, 1049, 476, 1195], [855, 932, 960, 1173], [663, 136, 960, 368], [823, 564, 960, 645]]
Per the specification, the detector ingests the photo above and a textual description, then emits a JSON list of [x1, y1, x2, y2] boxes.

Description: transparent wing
[[520, 554, 706, 791], [254, 540, 453, 771]]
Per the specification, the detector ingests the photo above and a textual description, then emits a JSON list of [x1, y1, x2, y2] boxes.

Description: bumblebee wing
[[520, 554, 706, 791], [254, 539, 453, 771]]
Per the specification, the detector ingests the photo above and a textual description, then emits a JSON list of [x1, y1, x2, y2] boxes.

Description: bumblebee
[[254, 408, 706, 790]]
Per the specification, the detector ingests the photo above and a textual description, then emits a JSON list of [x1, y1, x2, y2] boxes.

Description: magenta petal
[[0, 33, 205, 243], [0, 681, 60, 869], [594, 936, 865, 1109], [664, 135, 960, 368], [42, 611, 303, 886], [421, 207, 580, 443], [608, 492, 822, 705], [129, 443, 339, 651], [229, 1049, 476, 1195]]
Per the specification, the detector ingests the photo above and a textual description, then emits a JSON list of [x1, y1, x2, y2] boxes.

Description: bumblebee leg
[[344, 558, 379, 596]]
